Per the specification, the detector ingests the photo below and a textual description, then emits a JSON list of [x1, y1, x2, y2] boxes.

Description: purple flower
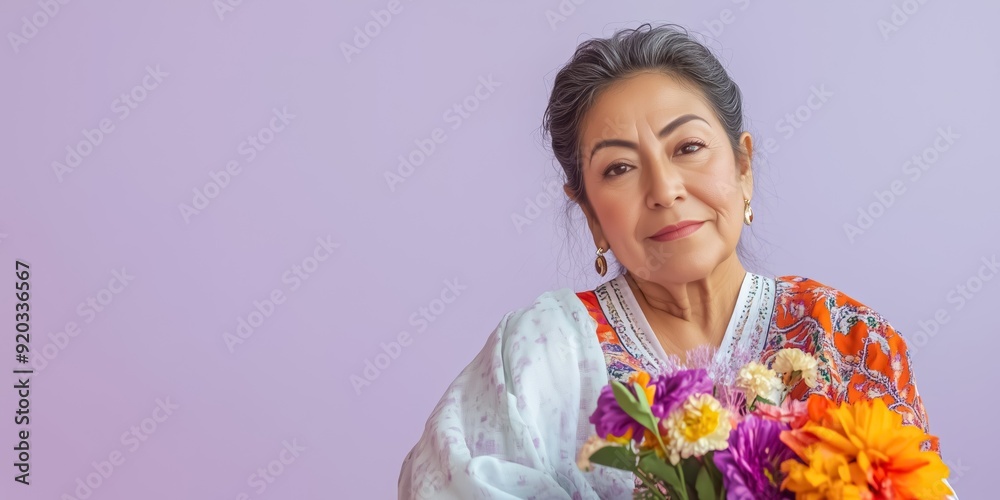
[[713, 414, 796, 500], [648, 368, 713, 419], [589, 384, 645, 444]]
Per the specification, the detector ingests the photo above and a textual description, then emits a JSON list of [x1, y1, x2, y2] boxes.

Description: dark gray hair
[[541, 23, 760, 278]]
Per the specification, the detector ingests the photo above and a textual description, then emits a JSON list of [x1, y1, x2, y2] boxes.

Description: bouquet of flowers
[[576, 347, 953, 499]]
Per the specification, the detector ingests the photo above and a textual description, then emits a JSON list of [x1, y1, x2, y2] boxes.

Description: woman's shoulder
[[768, 274, 905, 361], [770, 275, 936, 448], [774, 274, 860, 301], [502, 286, 591, 327], [484, 285, 600, 359], [773, 274, 891, 321]]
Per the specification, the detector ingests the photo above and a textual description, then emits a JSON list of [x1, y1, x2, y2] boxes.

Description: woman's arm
[[771, 278, 958, 498], [850, 317, 960, 499], [397, 289, 633, 499], [808, 286, 957, 498]]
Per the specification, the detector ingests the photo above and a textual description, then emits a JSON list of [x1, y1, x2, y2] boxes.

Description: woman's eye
[[604, 163, 632, 177], [678, 140, 706, 155]]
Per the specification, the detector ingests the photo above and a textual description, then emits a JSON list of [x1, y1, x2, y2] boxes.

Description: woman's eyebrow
[[588, 114, 709, 162]]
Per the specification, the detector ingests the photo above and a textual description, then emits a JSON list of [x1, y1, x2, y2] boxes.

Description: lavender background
[[0, 0, 995, 498]]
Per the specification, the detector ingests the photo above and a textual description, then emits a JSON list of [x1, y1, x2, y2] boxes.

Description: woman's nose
[[643, 152, 686, 209]]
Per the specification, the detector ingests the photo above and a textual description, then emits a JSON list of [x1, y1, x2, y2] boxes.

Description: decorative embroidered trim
[[578, 273, 941, 455], [605, 276, 668, 374], [575, 290, 646, 382], [580, 272, 776, 384]]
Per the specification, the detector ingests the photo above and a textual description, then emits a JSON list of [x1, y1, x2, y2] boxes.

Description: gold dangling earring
[[743, 198, 754, 226], [594, 247, 608, 277]]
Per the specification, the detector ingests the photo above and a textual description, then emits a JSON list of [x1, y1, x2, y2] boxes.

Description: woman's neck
[[623, 258, 747, 361]]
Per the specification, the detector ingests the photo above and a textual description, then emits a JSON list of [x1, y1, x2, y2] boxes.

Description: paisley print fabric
[[762, 275, 938, 453]]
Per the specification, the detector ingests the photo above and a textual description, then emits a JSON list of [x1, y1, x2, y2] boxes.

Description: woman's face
[[575, 71, 753, 284]]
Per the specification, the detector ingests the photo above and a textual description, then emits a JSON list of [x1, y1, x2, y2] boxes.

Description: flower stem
[[675, 463, 689, 500], [635, 470, 667, 500]]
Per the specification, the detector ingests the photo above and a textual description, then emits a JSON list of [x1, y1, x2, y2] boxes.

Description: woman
[[399, 23, 953, 499]]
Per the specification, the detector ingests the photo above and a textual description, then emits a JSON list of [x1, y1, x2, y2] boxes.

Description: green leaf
[[588, 445, 637, 472], [704, 453, 727, 499], [610, 380, 661, 439], [681, 457, 700, 484], [610, 379, 639, 408], [703, 451, 722, 483], [632, 381, 653, 411], [638, 453, 685, 499], [681, 458, 701, 498], [695, 464, 720, 500]]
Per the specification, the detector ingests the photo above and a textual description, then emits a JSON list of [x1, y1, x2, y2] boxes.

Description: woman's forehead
[[582, 74, 714, 140]]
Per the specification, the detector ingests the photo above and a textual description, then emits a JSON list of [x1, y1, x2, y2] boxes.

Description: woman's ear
[[566, 185, 606, 247], [738, 132, 754, 198], [563, 184, 575, 203]]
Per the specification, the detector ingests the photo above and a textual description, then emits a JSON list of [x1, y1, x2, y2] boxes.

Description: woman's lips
[[650, 221, 705, 242]]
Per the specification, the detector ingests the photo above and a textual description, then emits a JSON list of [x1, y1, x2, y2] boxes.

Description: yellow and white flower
[[663, 393, 732, 465], [735, 361, 784, 408], [772, 348, 820, 388]]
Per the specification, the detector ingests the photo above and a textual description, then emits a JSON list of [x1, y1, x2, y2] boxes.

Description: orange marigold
[[779, 396, 952, 499]]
